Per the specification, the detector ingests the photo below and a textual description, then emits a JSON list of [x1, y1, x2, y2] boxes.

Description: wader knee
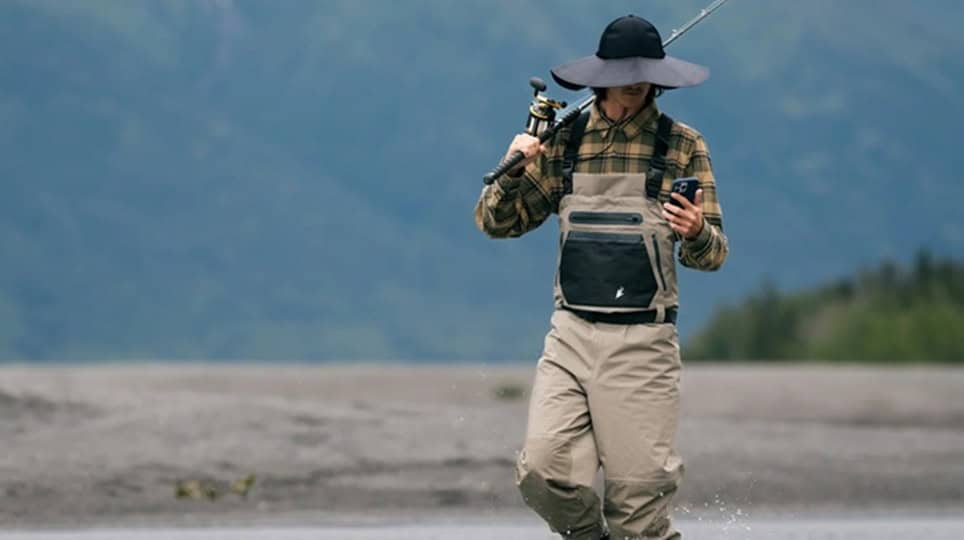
[[515, 437, 606, 540], [603, 464, 684, 540]]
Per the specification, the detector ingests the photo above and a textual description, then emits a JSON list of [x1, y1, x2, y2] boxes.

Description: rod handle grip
[[483, 150, 526, 185]]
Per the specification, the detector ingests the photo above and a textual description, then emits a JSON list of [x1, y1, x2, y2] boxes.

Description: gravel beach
[[1, 363, 962, 529]]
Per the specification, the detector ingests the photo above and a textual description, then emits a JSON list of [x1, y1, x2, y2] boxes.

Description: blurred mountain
[[1, 0, 962, 361]]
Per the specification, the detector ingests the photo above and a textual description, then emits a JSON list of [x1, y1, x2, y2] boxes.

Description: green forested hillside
[[685, 252, 964, 362], [1, 1, 962, 361]]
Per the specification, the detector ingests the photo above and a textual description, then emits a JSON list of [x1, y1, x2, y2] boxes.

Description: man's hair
[[592, 85, 662, 104]]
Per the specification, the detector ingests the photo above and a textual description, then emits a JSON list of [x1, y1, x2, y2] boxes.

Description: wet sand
[[1, 363, 962, 529]]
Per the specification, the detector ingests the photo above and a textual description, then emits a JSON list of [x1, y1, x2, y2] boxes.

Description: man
[[474, 15, 728, 540]]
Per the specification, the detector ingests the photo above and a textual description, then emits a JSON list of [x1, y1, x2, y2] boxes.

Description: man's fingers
[[664, 188, 705, 237], [510, 134, 543, 160], [671, 192, 697, 210], [524, 141, 543, 158], [663, 202, 685, 216], [662, 211, 688, 226], [664, 204, 696, 226]]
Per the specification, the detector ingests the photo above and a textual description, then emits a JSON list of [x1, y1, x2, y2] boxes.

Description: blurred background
[[1, 0, 960, 363], [1, 0, 963, 536]]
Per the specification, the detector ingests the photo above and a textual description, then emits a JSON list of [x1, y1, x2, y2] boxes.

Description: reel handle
[[529, 77, 547, 93]]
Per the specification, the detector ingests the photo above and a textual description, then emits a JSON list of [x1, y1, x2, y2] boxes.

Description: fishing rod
[[483, 0, 731, 185]]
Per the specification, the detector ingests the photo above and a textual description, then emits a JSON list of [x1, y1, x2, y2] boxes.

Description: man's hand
[[662, 189, 705, 239], [503, 134, 546, 176]]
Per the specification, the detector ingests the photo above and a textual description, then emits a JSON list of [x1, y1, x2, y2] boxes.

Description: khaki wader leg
[[590, 318, 683, 540], [517, 310, 684, 540], [516, 311, 606, 540]]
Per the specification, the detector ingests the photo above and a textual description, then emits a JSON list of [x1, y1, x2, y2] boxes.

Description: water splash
[[676, 492, 753, 539]]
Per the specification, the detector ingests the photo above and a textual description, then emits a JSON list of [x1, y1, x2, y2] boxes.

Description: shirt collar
[[585, 99, 660, 140]]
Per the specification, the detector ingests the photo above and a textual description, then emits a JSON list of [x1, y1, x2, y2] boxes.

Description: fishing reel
[[524, 77, 567, 137]]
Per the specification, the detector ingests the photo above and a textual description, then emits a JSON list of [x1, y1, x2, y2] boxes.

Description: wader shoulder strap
[[561, 110, 591, 195], [646, 113, 675, 199]]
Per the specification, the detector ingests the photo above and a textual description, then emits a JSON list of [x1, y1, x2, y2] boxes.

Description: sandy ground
[[1, 363, 963, 528]]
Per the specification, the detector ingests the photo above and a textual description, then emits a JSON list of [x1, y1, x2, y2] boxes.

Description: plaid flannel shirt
[[474, 100, 728, 271]]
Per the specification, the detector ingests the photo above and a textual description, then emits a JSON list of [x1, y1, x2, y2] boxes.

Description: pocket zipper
[[652, 234, 667, 291], [569, 211, 643, 226]]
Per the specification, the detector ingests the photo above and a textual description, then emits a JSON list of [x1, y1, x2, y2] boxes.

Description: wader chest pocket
[[569, 211, 642, 226], [560, 231, 658, 308]]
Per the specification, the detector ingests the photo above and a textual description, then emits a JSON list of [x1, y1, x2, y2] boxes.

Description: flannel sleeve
[[474, 140, 562, 239], [678, 133, 729, 271]]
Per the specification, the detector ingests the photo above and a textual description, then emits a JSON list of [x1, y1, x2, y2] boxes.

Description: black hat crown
[[596, 15, 665, 60], [551, 13, 708, 91]]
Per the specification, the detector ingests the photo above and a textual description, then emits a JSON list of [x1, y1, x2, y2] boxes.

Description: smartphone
[[669, 177, 700, 207]]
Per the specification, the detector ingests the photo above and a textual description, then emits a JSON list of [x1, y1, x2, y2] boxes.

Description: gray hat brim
[[551, 54, 709, 91]]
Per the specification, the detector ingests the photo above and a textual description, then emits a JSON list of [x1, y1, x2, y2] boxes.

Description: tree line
[[685, 250, 964, 362]]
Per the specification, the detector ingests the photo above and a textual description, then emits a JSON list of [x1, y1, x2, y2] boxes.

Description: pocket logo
[[615, 287, 625, 300]]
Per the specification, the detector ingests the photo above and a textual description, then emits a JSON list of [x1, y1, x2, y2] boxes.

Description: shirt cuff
[[496, 174, 523, 194]]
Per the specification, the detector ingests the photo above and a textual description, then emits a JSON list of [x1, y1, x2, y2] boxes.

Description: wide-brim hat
[[551, 15, 709, 91]]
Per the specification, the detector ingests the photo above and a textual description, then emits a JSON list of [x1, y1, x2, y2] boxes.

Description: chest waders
[[555, 111, 678, 323], [515, 111, 686, 540]]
